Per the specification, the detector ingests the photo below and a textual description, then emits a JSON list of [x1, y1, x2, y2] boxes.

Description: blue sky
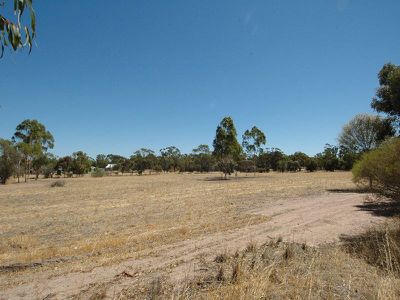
[[1, 0, 399, 157]]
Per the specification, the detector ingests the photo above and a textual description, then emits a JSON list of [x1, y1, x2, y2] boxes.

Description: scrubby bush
[[276, 160, 287, 172], [352, 138, 400, 196], [287, 160, 301, 172], [238, 160, 256, 173], [305, 158, 318, 172], [0, 139, 19, 184], [91, 168, 105, 177], [50, 180, 66, 187]]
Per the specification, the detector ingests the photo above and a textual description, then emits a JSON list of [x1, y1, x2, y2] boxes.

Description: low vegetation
[[353, 138, 400, 197], [122, 219, 400, 299]]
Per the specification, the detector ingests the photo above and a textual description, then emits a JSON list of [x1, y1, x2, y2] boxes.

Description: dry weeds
[[123, 220, 400, 299], [0, 171, 361, 296]]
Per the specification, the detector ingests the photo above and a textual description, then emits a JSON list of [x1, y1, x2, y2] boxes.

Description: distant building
[[105, 164, 117, 171]]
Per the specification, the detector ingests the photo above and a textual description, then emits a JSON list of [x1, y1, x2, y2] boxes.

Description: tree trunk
[[369, 176, 373, 189]]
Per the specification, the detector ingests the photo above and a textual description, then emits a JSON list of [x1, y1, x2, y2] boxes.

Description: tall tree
[[338, 114, 395, 153], [371, 63, 400, 120], [71, 151, 91, 175], [213, 117, 242, 179], [242, 126, 266, 158], [131, 148, 156, 175], [95, 154, 109, 169], [0, 139, 19, 184], [192, 144, 214, 172], [160, 146, 181, 172], [13, 119, 54, 182], [0, 0, 36, 57]]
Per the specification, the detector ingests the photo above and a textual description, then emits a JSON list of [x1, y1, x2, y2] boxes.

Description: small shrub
[[91, 168, 105, 177], [43, 166, 54, 178], [50, 180, 66, 187], [215, 253, 228, 263]]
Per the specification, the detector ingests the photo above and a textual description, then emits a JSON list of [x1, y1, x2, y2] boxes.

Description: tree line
[[1, 63, 399, 183]]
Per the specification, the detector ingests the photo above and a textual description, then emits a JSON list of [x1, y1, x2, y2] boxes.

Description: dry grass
[[0, 171, 356, 291], [122, 220, 400, 299], [0, 172, 353, 266]]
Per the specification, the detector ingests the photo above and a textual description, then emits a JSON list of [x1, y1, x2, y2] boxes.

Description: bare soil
[[0, 172, 385, 299]]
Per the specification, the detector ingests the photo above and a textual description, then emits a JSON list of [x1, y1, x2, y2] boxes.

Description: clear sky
[[1, 0, 399, 158]]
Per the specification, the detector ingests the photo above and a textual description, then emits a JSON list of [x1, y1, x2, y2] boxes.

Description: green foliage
[[217, 156, 235, 179], [13, 119, 54, 182], [256, 148, 285, 171], [242, 126, 266, 158], [338, 114, 395, 153], [91, 168, 105, 177], [192, 144, 214, 172], [56, 156, 73, 175], [0, 139, 19, 184], [160, 146, 181, 172], [371, 63, 400, 118], [238, 160, 256, 173], [131, 148, 156, 174], [95, 154, 109, 169], [276, 160, 287, 172], [352, 138, 400, 197], [289, 152, 309, 168], [0, 0, 36, 57], [213, 117, 243, 177], [305, 158, 318, 172], [71, 151, 92, 175], [287, 160, 301, 172], [213, 117, 242, 161], [338, 146, 359, 171], [316, 144, 339, 172]]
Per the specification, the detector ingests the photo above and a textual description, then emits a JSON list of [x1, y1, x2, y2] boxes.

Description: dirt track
[[0, 192, 384, 299]]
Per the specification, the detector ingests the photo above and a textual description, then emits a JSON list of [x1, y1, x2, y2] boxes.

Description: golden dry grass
[[123, 220, 400, 299], [0, 171, 360, 296], [0, 172, 354, 269]]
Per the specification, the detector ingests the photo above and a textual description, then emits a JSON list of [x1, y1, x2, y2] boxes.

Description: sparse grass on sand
[[123, 219, 400, 300], [0, 172, 353, 267], [0, 171, 357, 292]]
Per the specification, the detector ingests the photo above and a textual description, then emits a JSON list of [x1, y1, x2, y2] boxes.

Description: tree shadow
[[201, 176, 256, 182], [326, 188, 371, 194], [355, 199, 400, 217]]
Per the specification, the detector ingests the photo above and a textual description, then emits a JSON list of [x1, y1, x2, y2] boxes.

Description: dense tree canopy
[[213, 117, 243, 178], [371, 63, 400, 119], [12, 119, 54, 181], [338, 114, 395, 153], [242, 126, 266, 158], [0, 139, 19, 184]]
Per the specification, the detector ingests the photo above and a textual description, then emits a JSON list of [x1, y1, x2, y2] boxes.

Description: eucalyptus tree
[[131, 148, 156, 175], [0, 139, 19, 184], [242, 126, 266, 175], [371, 63, 400, 120], [13, 119, 54, 182], [192, 144, 214, 172], [71, 151, 91, 175], [212, 117, 242, 179], [242, 126, 266, 158], [338, 114, 395, 153], [0, 0, 36, 57], [160, 146, 181, 172]]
